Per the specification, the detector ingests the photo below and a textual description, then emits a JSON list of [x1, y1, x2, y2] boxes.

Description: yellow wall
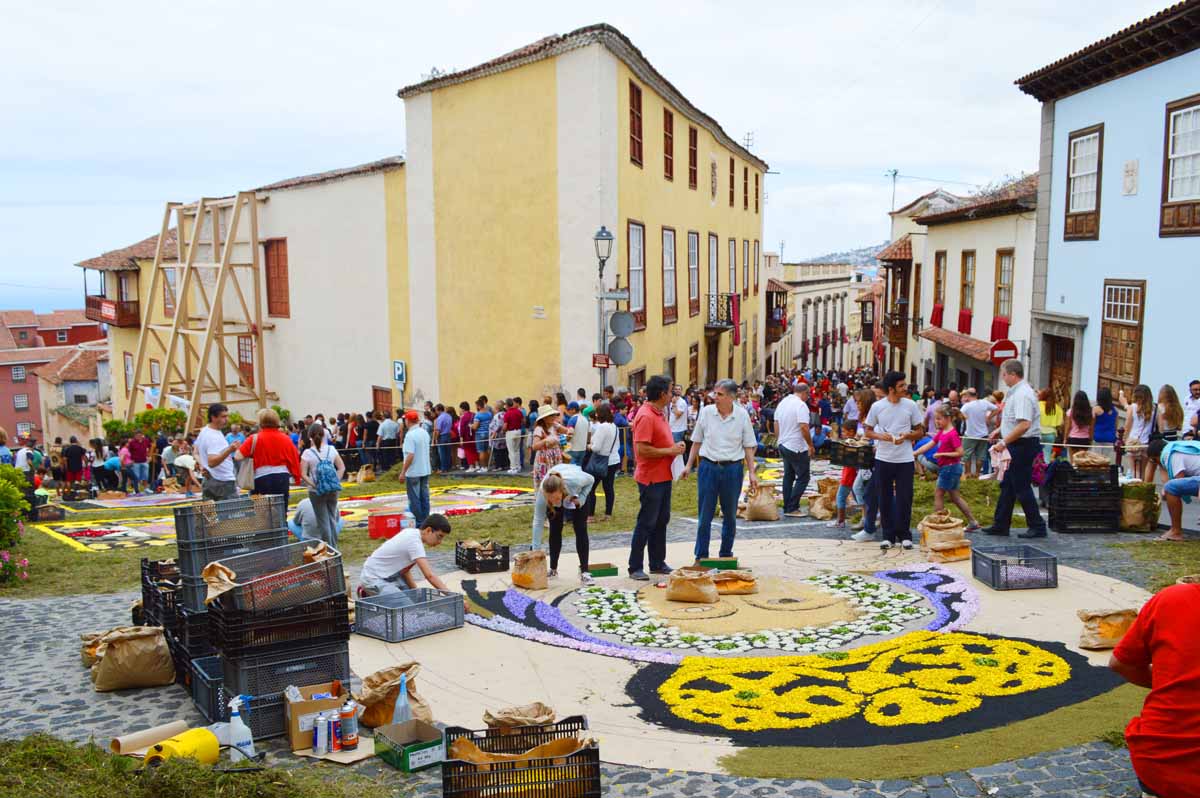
[[429, 58, 560, 404], [384, 168, 409, 409], [107, 258, 171, 419], [615, 63, 765, 387]]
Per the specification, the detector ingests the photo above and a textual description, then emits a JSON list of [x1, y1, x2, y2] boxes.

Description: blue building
[[1017, 1, 1200, 402]]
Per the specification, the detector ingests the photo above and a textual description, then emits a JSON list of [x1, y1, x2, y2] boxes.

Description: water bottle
[[391, 673, 414, 724]]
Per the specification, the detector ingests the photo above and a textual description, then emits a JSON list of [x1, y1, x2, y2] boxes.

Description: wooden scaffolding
[[124, 193, 268, 432]]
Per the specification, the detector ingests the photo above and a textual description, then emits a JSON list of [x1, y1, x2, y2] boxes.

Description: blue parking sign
[[393, 360, 407, 385]]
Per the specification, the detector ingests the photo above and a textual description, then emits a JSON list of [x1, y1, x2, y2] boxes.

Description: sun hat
[[536, 405, 561, 423]]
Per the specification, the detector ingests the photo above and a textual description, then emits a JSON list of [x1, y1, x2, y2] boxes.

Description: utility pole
[[886, 168, 899, 211], [779, 240, 785, 264]]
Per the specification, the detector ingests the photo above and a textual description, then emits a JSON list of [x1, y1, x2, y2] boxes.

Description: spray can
[[312, 712, 329, 755], [329, 710, 342, 753], [339, 701, 359, 751]]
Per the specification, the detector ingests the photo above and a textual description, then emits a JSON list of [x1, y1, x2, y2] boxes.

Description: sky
[[0, 0, 1170, 311]]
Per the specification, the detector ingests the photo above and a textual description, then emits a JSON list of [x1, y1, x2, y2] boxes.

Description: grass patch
[[718, 683, 1144, 780], [1109, 539, 1200, 591], [0, 733, 402, 798], [909, 475, 1022, 529], [1099, 728, 1128, 749]]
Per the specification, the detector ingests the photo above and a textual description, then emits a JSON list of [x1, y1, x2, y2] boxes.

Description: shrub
[[0, 465, 30, 551]]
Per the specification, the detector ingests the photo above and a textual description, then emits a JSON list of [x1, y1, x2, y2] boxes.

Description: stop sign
[[990, 338, 1019, 367]]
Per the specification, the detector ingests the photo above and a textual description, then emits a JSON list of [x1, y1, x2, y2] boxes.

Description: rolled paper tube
[[110, 719, 189, 755]]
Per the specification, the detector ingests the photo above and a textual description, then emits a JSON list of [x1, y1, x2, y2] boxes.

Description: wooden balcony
[[705, 293, 737, 331], [765, 317, 786, 345], [884, 311, 921, 348], [85, 294, 140, 328]]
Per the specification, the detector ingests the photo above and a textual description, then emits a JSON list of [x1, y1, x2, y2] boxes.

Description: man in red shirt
[[628, 375, 685, 580], [503, 400, 525, 475], [1110, 582, 1200, 798], [126, 429, 152, 494]]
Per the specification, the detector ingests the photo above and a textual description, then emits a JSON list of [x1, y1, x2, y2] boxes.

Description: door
[[1048, 334, 1075, 408], [706, 340, 719, 385], [372, 386, 393, 419], [955, 369, 968, 391], [971, 368, 984, 393], [936, 353, 949, 389], [1098, 280, 1144, 398]]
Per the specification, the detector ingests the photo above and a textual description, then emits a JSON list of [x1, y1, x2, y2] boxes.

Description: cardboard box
[[285, 682, 349, 752], [375, 719, 445, 772], [698, 557, 739, 570], [586, 562, 618, 577]]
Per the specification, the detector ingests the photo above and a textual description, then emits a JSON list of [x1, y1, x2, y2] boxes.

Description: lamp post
[[594, 225, 614, 392]]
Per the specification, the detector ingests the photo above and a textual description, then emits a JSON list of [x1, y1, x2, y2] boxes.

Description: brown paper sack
[[357, 463, 376, 484], [816, 477, 840, 500], [665, 569, 719, 604], [98, 491, 128, 500], [483, 701, 556, 729], [1077, 608, 1138, 650], [807, 494, 836, 520], [712, 570, 758, 595], [742, 485, 780, 522], [927, 539, 971, 563], [90, 626, 175, 692], [512, 550, 548, 590], [200, 561, 239, 605], [448, 735, 593, 767], [1119, 497, 1156, 532], [917, 511, 964, 549], [1071, 451, 1110, 469], [80, 631, 104, 668], [355, 663, 433, 727]]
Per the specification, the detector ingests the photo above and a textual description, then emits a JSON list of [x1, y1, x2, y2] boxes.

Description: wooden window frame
[[743, 166, 749, 210], [661, 226, 678, 325], [627, 220, 647, 330], [1160, 92, 1200, 237], [663, 108, 674, 181], [729, 158, 735, 207], [933, 251, 947, 305], [688, 342, 699, 387], [264, 237, 290, 318], [163, 266, 177, 317], [1065, 123, 1103, 241], [123, 351, 133, 396], [687, 127, 698, 190], [11, 365, 25, 383], [754, 173, 760, 213], [149, 358, 161, 386], [993, 248, 1015, 319], [742, 239, 750, 298], [959, 250, 976, 313], [687, 231, 700, 317], [753, 240, 760, 294], [708, 232, 719, 294], [728, 237, 737, 294], [629, 81, 643, 167], [237, 334, 255, 388]]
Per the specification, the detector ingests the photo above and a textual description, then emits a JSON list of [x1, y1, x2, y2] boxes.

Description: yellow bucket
[[144, 728, 220, 766]]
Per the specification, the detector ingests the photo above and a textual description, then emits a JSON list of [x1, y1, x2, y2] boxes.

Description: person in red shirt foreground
[[235, 407, 302, 502], [628, 374, 685, 580], [1109, 582, 1200, 798]]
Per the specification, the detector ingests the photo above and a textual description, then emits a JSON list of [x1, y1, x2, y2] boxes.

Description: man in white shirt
[[566, 402, 590, 468], [681, 379, 758, 561], [668, 386, 689, 443], [194, 403, 239, 500], [377, 411, 401, 472], [959, 388, 992, 479], [358, 513, 452, 601], [774, 380, 815, 517], [984, 359, 1048, 538], [864, 371, 925, 550], [1184, 380, 1200, 434]]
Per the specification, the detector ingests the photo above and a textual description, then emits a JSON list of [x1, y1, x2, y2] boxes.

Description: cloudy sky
[[1, 0, 1168, 310]]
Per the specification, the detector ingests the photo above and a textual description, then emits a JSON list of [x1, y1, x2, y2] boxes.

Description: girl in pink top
[[918, 405, 981, 532]]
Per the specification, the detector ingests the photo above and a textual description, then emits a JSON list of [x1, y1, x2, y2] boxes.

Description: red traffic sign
[[592, 353, 612, 369], [989, 338, 1019, 367]]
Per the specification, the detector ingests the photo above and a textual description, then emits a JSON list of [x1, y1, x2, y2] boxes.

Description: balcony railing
[[85, 294, 140, 328], [705, 293, 737, 330], [884, 311, 921, 348], [765, 318, 785, 346]]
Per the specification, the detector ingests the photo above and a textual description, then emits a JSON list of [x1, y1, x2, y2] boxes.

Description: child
[[173, 440, 200, 497], [829, 418, 859, 531], [924, 404, 981, 532]]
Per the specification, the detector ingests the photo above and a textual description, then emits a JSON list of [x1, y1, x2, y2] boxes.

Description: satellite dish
[[609, 311, 635, 338], [608, 337, 633, 366]]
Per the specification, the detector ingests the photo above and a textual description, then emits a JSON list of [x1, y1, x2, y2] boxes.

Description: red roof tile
[[917, 326, 993, 362], [915, 174, 1038, 226], [35, 310, 91, 329], [256, 156, 405, 192], [32, 347, 103, 384], [76, 229, 178, 271], [876, 234, 912, 262], [0, 310, 38, 327], [0, 346, 74, 366], [0, 326, 15, 350], [766, 278, 791, 293]]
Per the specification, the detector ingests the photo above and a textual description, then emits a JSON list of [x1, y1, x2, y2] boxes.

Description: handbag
[[582, 427, 618, 481], [235, 435, 257, 491]]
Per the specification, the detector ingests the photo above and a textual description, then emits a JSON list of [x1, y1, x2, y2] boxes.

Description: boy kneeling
[[359, 513, 452, 602]]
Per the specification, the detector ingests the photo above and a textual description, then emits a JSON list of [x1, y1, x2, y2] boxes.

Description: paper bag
[[90, 626, 175, 692], [80, 631, 104, 668], [816, 477, 840, 500], [742, 485, 779, 522], [926, 539, 971, 563], [512, 550, 548, 590], [357, 464, 376, 484], [1119, 497, 1156, 532], [712, 570, 758, 595], [1077, 608, 1138, 650], [447, 735, 593, 767], [807, 494, 836, 520], [665, 569, 719, 604], [200, 561, 238, 605], [483, 701, 556, 730], [355, 663, 432, 728]]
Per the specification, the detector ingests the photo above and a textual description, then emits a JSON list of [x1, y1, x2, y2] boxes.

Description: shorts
[[963, 438, 988, 465], [936, 462, 964, 491], [1164, 476, 1200, 500]]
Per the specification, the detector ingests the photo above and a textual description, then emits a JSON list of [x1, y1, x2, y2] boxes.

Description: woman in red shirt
[[236, 408, 302, 502], [458, 401, 477, 472]]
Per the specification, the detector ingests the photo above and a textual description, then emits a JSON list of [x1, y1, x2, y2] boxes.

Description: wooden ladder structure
[[124, 193, 268, 432]]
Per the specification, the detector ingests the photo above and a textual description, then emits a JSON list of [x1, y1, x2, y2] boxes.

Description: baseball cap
[[567, 401, 580, 410], [404, 409, 420, 422]]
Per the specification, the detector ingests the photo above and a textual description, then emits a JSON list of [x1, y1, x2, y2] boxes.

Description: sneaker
[[650, 565, 673, 575], [901, 540, 915, 550], [982, 527, 1010, 536], [548, 568, 558, 578], [851, 530, 873, 542], [964, 523, 982, 533], [850, 519, 865, 531], [880, 541, 892, 550], [629, 570, 651, 581], [580, 571, 595, 585], [1017, 529, 1048, 539], [826, 519, 841, 528]]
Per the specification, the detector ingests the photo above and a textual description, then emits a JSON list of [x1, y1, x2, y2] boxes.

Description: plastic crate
[[221, 640, 350, 698], [175, 607, 215, 658], [829, 440, 874, 468], [210, 540, 346, 613], [180, 576, 209, 613], [972, 545, 1058, 590], [442, 716, 600, 798], [209, 594, 350, 657], [190, 656, 287, 739], [166, 631, 192, 687], [141, 559, 181, 625], [355, 589, 464, 643], [174, 494, 287, 544], [176, 526, 290, 579], [1052, 463, 1119, 488], [455, 542, 511, 574], [1048, 508, 1120, 533]]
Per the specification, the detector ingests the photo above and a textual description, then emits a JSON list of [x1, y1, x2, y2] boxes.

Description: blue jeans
[[436, 440, 452, 472], [835, 484, 852, 510], [918, 454, 941, 474], [857, 470, 879, 534], [694, 460, 743, 558], [875, 459, 915, 544], [629, 480, 671, 573], [779, 445, 810, 513], [406, 475, 430, 525], [993, 437, 1047, 533], [131, 462, 149, 486], [672, 431, 686, 443]]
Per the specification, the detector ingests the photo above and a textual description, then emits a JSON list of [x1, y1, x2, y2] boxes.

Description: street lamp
[[594, 225, 615, 392], [594, 225, 614, 279]]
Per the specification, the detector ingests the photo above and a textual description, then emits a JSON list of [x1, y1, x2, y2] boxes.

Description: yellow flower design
[[657, 631, 1071, 732]]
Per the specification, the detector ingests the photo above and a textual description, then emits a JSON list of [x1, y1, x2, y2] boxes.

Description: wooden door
[[936, 354, 949, 389], [689, 343, 699, 387], [1048, 335, 1074, 407], [372, 386, 393, 419], [706, 341, 719, 385], [1097, 280, 1144, 398]]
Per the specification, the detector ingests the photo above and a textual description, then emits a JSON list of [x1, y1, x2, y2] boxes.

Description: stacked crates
[[1048, 463, 1120, 532]]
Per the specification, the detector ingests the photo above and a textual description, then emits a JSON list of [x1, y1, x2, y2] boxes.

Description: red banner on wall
[[731, 294, 741, 345]]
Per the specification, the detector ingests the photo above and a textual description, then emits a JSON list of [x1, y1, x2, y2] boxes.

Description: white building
[[781, 262, 857, 372]]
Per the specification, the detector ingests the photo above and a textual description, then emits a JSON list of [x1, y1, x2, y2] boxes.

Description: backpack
[[313, 447, 341, 495]]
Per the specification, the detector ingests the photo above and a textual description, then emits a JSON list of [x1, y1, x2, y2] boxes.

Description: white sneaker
[[851, 530, 873, 542], [580, 571, 595, 585], [879, 541, 892, 550], [901, 540, 915, 550], [826, 520, 841, 528]]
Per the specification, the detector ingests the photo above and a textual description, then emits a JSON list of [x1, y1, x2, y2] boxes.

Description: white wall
[[404, 92, 440, 405]]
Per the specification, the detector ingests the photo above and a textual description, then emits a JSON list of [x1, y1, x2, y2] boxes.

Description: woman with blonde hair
[[1145, 385, 1185, 484], [530, 464, 594, 583], [0, 427, 12, 467], [530, 404, 567, 489], [234, 407, 302, 501]]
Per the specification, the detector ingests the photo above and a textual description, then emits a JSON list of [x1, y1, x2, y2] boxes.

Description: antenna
[[743, 131, 755, 150], [886, 168, 899, 211]]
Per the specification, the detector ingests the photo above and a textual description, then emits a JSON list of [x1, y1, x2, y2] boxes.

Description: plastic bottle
[[392, 673, 414, 724], [228, 695, 255, 762]]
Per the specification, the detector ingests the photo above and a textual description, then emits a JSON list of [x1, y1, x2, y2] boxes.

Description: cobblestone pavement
[[0, 512, 1150, 797]]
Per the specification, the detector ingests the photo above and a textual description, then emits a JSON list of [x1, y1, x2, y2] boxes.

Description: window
[[123, 351, 133, 395], [264, 238, 290, 317], [753, 240, 760, 293], [15, 422, 31, 438], [73, 393, 88, 405], [687, 127, 698, 190], [708, 233, 719, 294], [1103, 281, 1143, 323], [238, 334, 255, 387], [687, 231, 700, 316], [743, 166, 749, 210], [994, 249, 1014, 319], [664, 356, 676, 384], [729, 158, 735, 207], [18, 330, 27, 340], [628, 368, 646, 394], [56, 330, 68, 343], [118, 272, 133, 302], [1161, 93, 1200, 236], [163, 266, 177, 316], [629, 81, 643, 167], [728, 238, 737, 294], [754, 173, 760, 213], [742, 240, 749, 297], [11, 366, 25, 383], [662, 227, 677, 324], [628, 221, 646, 329], [959, 251, 975, 312], [663, 109, 674, 181], [1065, 124, 1103, 240], [149, 359, 161, 385], [13, 394, 28, 411], [933, 251, 947, 305]]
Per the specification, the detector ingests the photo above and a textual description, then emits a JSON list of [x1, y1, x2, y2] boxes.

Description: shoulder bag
[[235, 434, 257, 491], [582, 426, 618, 481]]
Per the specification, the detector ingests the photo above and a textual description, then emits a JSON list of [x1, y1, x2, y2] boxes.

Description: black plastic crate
[[829, 440, 874, 469], [176, 526, 290, 579], [165, 631, 192, 687], [1052, 463, 1119, 488], [209, 594, 350, 657], [174, 495, 287, 544], [455, 541, 511, 574], [1049, 509, 1119, 533], [175, 607, 215, 658], [141, 559, 181, 628], [972, 545, 1058, 590], [442, 716, 600, 798], [211, 540, 345, 613], [190, 656, 287, 739], [180, 576, 209, 614], [221, 640, 350, 698]]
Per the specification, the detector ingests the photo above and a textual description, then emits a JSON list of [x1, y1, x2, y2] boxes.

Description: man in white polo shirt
[[359, 513, 452, 601], [668, 385, 689, 443], [681, 379, 758, 561], [984, 358, 1048, 538], [864, 371, 925, 550], [774, 381, 815, 517]]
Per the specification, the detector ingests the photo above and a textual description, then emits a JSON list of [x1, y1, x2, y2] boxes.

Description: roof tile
[[917, 326, 993, 362], [0, 346, 74, 366], [876, 234, 912, 262], [32, 347, 104, 385], [256, 156, 405, 193], [76, 229, 178, 271], [914, 174, 1038, 225]]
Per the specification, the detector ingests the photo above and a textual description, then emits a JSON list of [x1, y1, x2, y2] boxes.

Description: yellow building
[[396, 23, 767, 402]]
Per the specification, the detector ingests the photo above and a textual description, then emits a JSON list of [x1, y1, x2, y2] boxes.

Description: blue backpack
[[313, 448, 341, 495]]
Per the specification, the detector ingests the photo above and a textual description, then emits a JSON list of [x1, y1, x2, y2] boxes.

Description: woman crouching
[[531, 463, 594, 584]]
